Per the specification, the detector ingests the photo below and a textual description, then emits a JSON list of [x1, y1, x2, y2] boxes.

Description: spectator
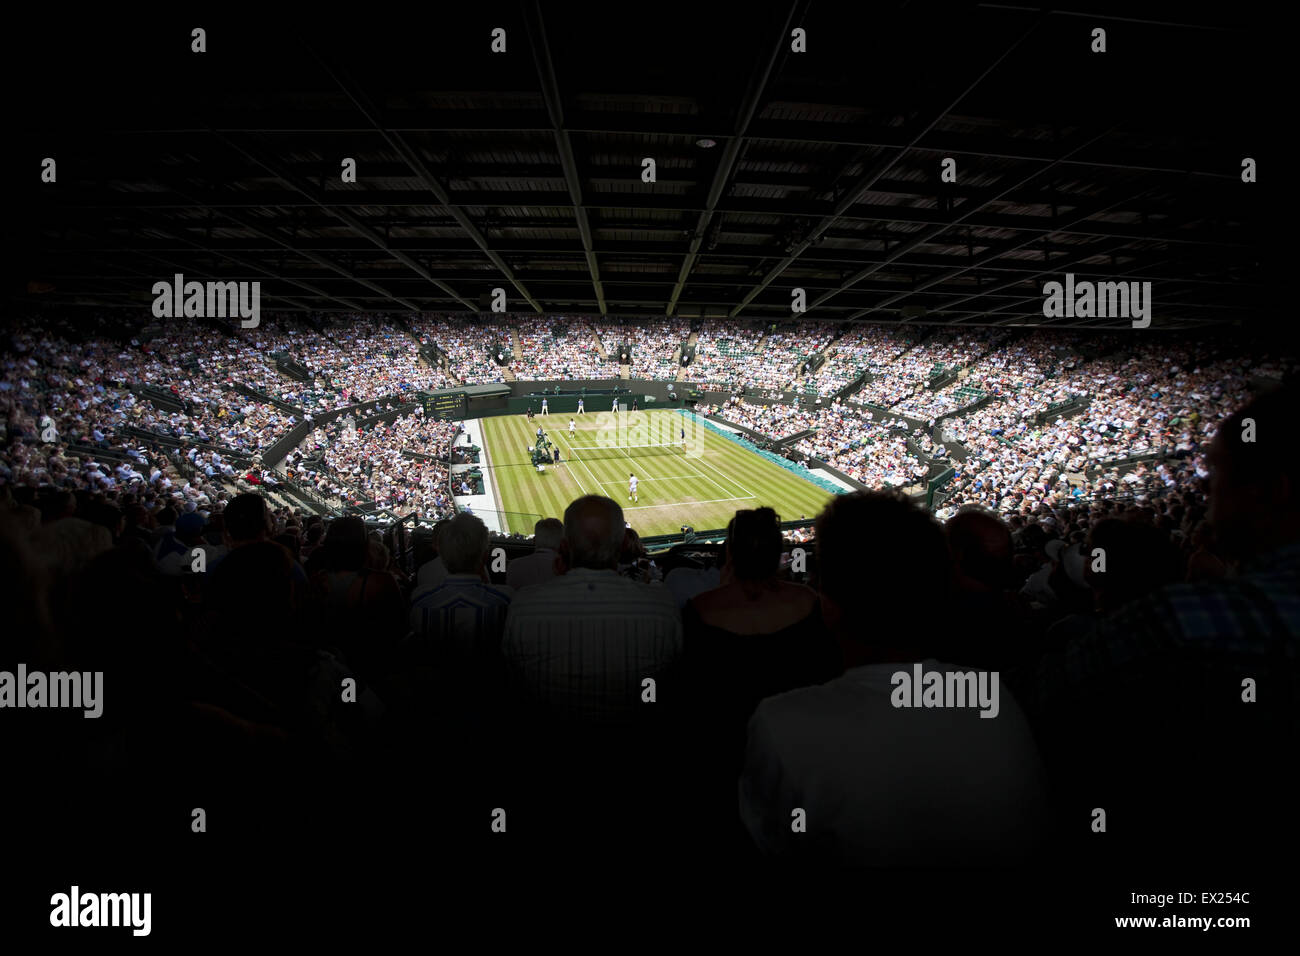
[[682, 507, 841, 855], [409, 512, 514, 664], [739, 492, 1049, 865], [1031, 385, 1300, 863], [506, 517, 564, 591], [663, 548, 723, 610], [415, 520, 450, 592], [308, 516, 406, 682], [943, 506, 1034, 669], [502, 495, 681, 724], [223, 493, 273, 549]]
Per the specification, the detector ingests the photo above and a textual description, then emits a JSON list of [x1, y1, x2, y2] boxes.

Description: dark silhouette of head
[[1208, 384, 1300, 560], [815, 491, 950, 658], [532, 517, 564, 551], [224, 493, 272, 547], [1084, 518, 1182, 612], [438, 512, 490, 574], [563, 495, 626, 570], [207, 540, 297, 636], [320, 516, 368, 572], [946, 506, 1014, 594], [725, 507, 783, 583]]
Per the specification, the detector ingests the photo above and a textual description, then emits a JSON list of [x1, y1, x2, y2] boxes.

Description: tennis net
[[563, 441, 688, 461]]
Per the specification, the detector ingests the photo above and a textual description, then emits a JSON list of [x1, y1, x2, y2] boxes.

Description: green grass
[[478, 408, 836, 536]]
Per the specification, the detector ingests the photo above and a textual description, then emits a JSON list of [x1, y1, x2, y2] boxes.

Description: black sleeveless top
[[681, 598, 842, 775]]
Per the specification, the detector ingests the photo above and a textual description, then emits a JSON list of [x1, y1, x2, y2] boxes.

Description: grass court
[[478, 408, 836, 536]]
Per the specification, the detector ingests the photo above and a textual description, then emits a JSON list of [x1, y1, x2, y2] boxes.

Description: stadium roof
[[9, 3, 1277, 330]]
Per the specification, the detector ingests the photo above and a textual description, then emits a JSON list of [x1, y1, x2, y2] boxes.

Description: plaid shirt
[[502, 568, 681, 722], [1031, 540, 1300, 723]]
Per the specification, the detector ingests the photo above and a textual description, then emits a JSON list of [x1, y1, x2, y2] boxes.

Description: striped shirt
[[502, 568, 682, 721]]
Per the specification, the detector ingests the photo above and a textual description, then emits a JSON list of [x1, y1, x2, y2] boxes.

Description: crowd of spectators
[[850, 328, 1003, 415], [703, 396, 822, 438], [932, 339, 1268, 518], [10, 381, 1295, 873], [277, 316, 456, 405], [410, 315, 510, 385], [284, 410, 461, 518], [806, 324, 918, 396], [6, 313, 1295, 540], [515, 318, 608, 381], [682, 320, 766, 388], [793, 407, 929, 490], [593, 319, 690, 380]]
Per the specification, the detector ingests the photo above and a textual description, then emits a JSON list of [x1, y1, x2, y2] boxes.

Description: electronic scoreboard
[[426, 391, 467, 420]]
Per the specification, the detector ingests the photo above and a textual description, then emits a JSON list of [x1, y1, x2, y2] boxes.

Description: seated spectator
[[1031, 385, 1300, 863], [409, 512, 514, 665], [663, 548, 723, 610], [618, 528, 661, 584], [415, 520, 450, 592], [502, 495, 681, 725], [943, 506, 1035, 670], [1184, 518, 1227, 582], [682, 507, 841, 856], [685, 509, 839, 759], [222, 493, 273, 550], [739, 492, 1049, 866], [158, 512, 227, 575], [506, 517, 564, 591], [308, 516, 406, 682]]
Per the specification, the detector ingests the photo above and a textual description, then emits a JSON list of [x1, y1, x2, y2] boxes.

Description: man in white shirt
[[739, 492, 1048, 866], [628, 473, 638, 504]]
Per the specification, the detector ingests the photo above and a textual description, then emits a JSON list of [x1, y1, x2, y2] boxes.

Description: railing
[[927, 368, 960, 391], [925, 466, 957, 510], [121, 425, 257, 468], [275, 476, 341, 517], [469, 509, 547, 536], [228, 381, 304, 416], [1034, 394, 1090, 425], [639, 517, 814, 550]]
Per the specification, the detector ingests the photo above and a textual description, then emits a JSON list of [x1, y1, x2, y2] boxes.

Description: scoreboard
[[426, 391, 467, 420]]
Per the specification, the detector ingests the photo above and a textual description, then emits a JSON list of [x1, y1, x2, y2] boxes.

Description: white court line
[[620, 443, 660, 480], [624, 494, 754, 511], [560, 436, 608, 493], [596, 473, 705, 483], [560, 446, 588, 496], [691, 430, 758, 499], [691, 468, 739, 500]]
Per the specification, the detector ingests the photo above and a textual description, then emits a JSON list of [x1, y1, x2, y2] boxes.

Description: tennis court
[[479, 407, 835, 536]]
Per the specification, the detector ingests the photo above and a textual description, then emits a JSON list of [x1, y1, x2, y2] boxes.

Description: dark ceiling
[[8, 2, 1279, 330]]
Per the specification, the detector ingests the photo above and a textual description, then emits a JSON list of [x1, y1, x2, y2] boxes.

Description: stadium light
[[696, 138, 717, 148]]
